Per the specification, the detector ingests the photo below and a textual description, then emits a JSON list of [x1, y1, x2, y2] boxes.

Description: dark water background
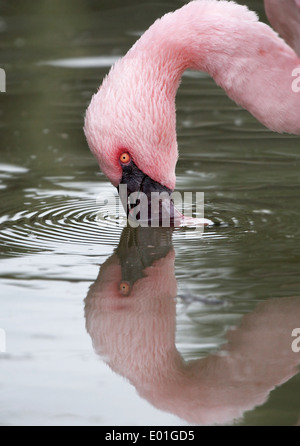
[[0, 0, 299, 426]]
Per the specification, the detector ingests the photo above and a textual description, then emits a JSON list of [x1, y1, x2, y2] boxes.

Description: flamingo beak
[[117, 159, 178, 226]]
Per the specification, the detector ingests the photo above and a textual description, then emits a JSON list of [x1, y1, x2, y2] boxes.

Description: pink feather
[[84, 0, 300, 190]]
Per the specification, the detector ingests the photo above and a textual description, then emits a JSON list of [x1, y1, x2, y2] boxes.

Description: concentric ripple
[[0, 165, 261, 257], [0, 194, 126, 256], [0, 193, 222, 256]]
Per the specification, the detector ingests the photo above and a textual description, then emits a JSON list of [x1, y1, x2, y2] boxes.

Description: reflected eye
[[119, 281, 131, 296], [119, 152, 131, 164]]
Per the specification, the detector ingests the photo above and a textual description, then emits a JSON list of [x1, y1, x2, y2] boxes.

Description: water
[[0, 0, 300, 426]]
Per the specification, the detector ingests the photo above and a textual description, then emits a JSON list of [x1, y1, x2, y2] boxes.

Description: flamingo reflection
[[85, 227, 300, 425]]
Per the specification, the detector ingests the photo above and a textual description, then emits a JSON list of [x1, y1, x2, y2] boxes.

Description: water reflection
[[85, 226, 300, 425]]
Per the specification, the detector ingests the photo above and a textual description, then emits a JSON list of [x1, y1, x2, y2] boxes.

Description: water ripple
[[0, 195, 125, 256]]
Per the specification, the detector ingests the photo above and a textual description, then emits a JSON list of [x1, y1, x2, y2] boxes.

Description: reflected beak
[[117, 159, 179, 226]]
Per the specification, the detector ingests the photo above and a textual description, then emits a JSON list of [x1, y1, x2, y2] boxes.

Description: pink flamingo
[[84, 0, 300, 221]]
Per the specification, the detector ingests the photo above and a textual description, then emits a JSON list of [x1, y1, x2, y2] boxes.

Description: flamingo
[[84, 0, 300, 224]]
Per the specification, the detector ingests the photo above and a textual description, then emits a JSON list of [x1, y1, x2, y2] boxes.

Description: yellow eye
[[119, 152, 131, 164], [119, 281, 131, 296]]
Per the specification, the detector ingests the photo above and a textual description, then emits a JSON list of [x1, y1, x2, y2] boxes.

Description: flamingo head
[[84, 56, 179, 221]]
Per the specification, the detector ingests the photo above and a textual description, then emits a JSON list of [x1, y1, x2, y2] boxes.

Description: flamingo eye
[[119, 152, 131, 164], [119, 281, 131, 296]]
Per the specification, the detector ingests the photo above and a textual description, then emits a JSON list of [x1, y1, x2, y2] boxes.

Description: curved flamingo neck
[[125, 0, 300, 134], [84, 1, 300, 192]]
